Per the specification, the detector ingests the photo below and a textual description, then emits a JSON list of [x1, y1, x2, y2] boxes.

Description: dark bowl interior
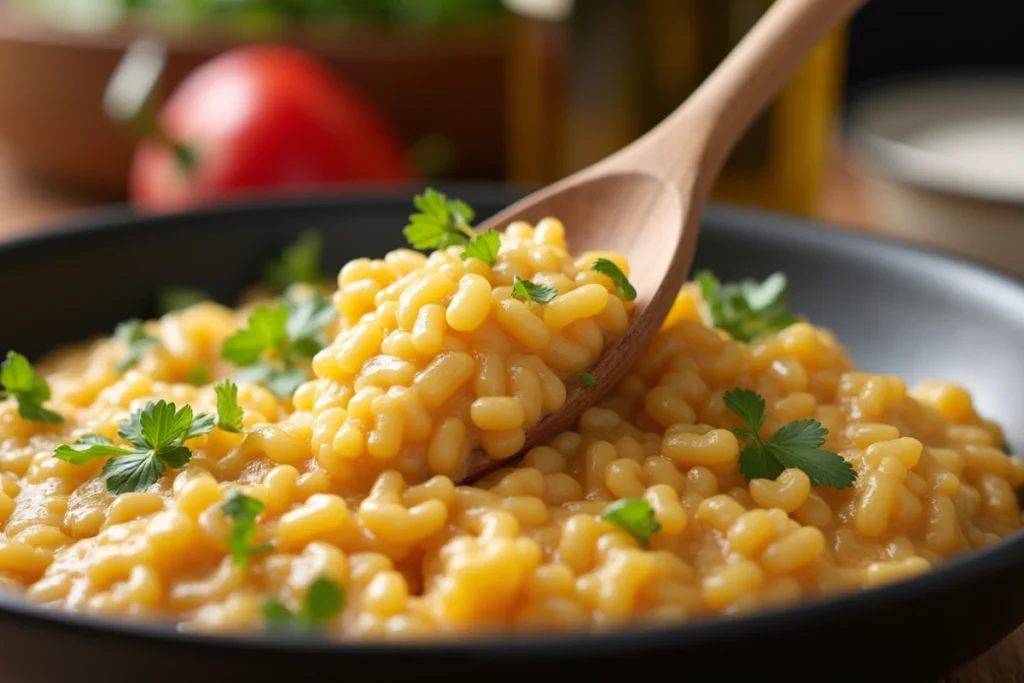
[[1, 187, 1024, 683]]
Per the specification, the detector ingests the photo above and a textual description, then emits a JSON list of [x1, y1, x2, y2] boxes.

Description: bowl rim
[[1, 189, 1023, 657], [844, 69, 1024, 209]]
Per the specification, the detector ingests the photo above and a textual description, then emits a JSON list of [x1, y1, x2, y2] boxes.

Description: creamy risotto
[[0, 192, 1021, 639]]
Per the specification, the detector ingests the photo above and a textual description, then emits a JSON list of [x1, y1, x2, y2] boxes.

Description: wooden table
[[0, 143, 1021, 681]]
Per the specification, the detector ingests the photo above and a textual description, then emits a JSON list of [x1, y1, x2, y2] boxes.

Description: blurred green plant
[[13, 0, 506, 32]]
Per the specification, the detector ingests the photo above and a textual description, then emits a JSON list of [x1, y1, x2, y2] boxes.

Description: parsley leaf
[[114, 319, 159, 372], [403, 188, 476, 251], [724, 387, 856, 489], [696, 271, 799, 342], [591, 258, 636, 302], [215, 380, 244, 433], [221, 491, 271, 568], [222, 304, 290, 367], [158, 287, 210, 315], [0, 351, 63, 423], [460, 229, 501, 266], [511, 275, 557, 304], [263, 576, 344, 632], [263, 232, 327, 294], [579, 372, 597, 388], [53, 400, 216, 495], [601, 498, 661, 546], [222, 294, 336, 398]]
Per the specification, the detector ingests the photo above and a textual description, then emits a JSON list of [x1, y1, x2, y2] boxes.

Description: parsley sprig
[[263, 232, 327, 295], [696, 271, 799, 342], [404, 189, 501, 265], [53, 400, 216, 495], [591, 258, 636, 302], [601, 498, 661, 546], [403, 188, 476, 250], [1, 351, 63, 423], [460, 228, 500, 266], [511, 275, 557, 304], [222, 293, 336, 398], [221, 492, 272, 569], [114, 319, 159, 372], [724, 388, 856, 489], [263, 577, 344, 633], [214, 379, 244, 433]]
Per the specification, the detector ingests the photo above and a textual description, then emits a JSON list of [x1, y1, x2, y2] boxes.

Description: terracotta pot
[[0, 15, 508, 199]]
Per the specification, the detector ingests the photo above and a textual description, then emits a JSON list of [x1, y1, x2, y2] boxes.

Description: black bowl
[[2, 188, 1023, 683]]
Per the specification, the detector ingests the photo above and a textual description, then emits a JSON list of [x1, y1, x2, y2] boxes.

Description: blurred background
[[1, 0, 1023, 274]]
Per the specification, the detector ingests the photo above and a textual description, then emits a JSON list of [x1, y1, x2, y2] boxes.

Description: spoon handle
[[619, 0, 868, 190]]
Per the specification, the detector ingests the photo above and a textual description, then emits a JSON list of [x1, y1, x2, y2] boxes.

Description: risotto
[[0, 190, 1021, 639]]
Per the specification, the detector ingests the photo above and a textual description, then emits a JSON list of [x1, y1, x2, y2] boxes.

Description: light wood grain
[[463, 0, 868, 482]]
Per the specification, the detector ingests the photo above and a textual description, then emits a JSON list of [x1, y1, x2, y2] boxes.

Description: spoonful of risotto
[[438, 0, 868, 481], [310, 0, 867, 486]]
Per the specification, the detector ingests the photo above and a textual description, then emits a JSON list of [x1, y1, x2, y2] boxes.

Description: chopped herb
[[221, 293, 336, 398], [214, 379, 244, 433], [511, 275, 557, 304], [460, 229, 501, 266], [696, 271, 799, 342], [579, 372, 597, 388], [0, 351, 63, 423], [263, 576, 344, 632], [601, 498, 661, 546], [724, 387, 856, 489], [53, 400, 216, 495], [591, 258, 636, 302], [187, 366, 209, 386], [221, 492, 272, 569], [158, 287, 210, 315], [263, 232, 327, 294], [403, 188, 476, 251], [114, 319, 159, 372]]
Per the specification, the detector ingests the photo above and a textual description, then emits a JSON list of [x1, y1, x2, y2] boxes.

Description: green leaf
[[187, 366, 209, 386], [263, 232, 326, 294], [579, 372, 597, 388], [722, 388, 765, 433], [261, 576, 344, 632], [139, 400, 193, 450], [302, 577, 344, 627], [114, 319, 159, 372], [285, 292, 336, 358], [460, 229, 500, 265], [158, 445, 193, 469], [215, 380, 244, 433], [737, 442, 785, 482], [185, 412, 217, 441], [725, 386, 857, 490], [768, 419, 857, 489], [222, 304, 290, 367], [511, 275, 557, 304], [221, 491, 268, 569], [158, 287, 210, 315], [403, 188, 475, 251], [1, 351, 63, 424], [264, 368, 309, 399], [102, 453, 164, 495], [54, 435, 134, 465], [262, 599, 296, 630], [696, 271, 799, 342], [591, 258, 636, 302], [601, 498, 661, 546]]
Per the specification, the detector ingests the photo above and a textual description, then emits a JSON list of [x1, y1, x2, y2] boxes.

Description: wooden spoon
[[464, 0, 867, 482]]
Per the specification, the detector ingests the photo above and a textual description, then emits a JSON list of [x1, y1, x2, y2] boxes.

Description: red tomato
[[130, 45, 415, 212]]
